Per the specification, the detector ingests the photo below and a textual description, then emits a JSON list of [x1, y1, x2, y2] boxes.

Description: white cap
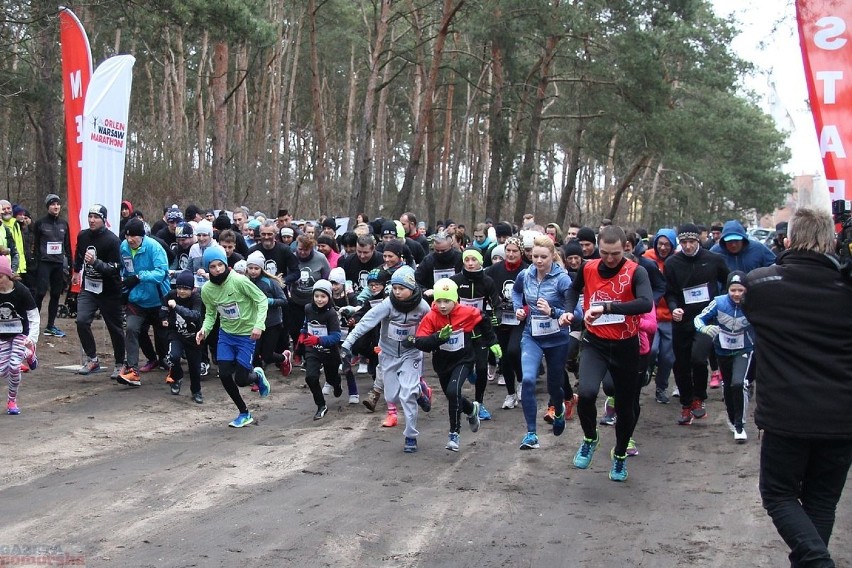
[[329, 267, 346, 285], [195, 220, 213, 235]]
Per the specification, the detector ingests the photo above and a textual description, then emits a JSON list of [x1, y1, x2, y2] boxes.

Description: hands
[[84, 250, 97, 265], [701, 325, 721, 339], [195, 329, 206, 345], [584, 304, 605, 325], [515, 307, 528, 321], [341, 346, 352, 360], [167, 299, 177, 309], [250, 327, 262, 341], [71, 273, 81, 287], [123, 275, 140, 289], [558, 312, 573, 327], [489, 343, 503, 359], [536, 298, 551, 317], [672, 308, 684, 322], [438, 324, 453, 340], [303, 334, 320, 347]]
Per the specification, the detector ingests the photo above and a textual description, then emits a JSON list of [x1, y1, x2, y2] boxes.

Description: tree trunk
[[282, 14, 304, 203], [342, 44, 357, 188], [196, 31, 209, 182], [485, 33, 507, 221], [308, 0, 329, 214], [393, 0, 465, 217], [556, 123, 584, 227], [211, 40, 229, 209], [607, 152, 653, 222]]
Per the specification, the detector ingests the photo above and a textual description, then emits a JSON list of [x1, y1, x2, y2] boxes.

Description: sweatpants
[[380, 353, 422, 439]]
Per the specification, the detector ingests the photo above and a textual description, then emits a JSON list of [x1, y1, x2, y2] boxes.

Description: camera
[[832, 199, 852, 258]]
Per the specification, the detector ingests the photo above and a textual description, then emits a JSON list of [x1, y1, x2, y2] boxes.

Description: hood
[[720, 220, 748, 243], [652, 228, 677, 258], [121, 200, 133, 215]]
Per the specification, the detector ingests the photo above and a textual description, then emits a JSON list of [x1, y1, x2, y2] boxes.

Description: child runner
[[195, 247, 270, 427], [0, 255, 39, 415], [300, 279, 343, 420], [413, 278, 502, 452], [348, 268, 389, 418], [327, 267, 360, 404], [694, 270, 754, 442], [342, 266, 432, 453], [245, 251, 288, 371], [161, 270, 205, 403]]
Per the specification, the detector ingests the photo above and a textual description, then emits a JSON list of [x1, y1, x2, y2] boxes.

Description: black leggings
[[304, 350, 340, 407], [218, 359, 255, 414], [496, 324, 522, 395], [473, 337, 489, 404], [255, 323, 285, 368], [438, 363, 475, 434]]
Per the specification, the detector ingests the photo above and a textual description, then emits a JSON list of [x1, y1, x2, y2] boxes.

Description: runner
[[0, 255, 39, 415]]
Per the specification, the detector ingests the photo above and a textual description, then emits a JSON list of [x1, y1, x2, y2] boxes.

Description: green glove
[[438, 324, 453, 340], [490, 343, 503, 359]]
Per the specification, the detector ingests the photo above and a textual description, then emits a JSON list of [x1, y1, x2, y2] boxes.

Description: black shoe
[[313, 405, 328, 420], [170, 379, 182, 395], [192, 392, 203, 404], [333, 383, 343, 398]]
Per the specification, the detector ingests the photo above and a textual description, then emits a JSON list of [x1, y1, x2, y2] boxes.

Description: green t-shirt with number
[[200, 271, 268, 336]]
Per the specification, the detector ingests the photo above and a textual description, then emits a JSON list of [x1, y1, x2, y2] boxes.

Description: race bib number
[[84, 277, 103, 294], [501, 311, 520, 325], [308, 323, 328, 337], [433, 268, 455, 282], [531, 315, 559, 337], [719, 330, 745, 350], [122, 256, 134, 273], [218, 302, 241, 320], [459, 297, 484, 311], [47, 241, 62, 255], [683, 283, 710, 305], [0, 318, 23, 334], [589, 302, 625, 326], [439, 330, 465, 352], [194, 274, 207, 288], [388, 321, 415, 342]]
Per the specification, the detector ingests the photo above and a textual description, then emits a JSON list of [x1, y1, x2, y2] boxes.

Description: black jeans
[[35, 261, 65, 328], [304, 350, 341, 407], [168, 334, 203, 395], [76, 290, 125, 365], [672, 325, 712, 407], [760, 431, 852, 567]]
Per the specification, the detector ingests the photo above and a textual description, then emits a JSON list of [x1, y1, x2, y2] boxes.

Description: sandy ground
[[1, 318, 851, 568]]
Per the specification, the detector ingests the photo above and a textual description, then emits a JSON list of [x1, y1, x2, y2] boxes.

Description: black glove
[[123, 275, 140, 289]]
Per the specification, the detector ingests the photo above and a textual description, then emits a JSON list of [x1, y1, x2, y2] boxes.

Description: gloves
[[123, 275, 140, 289], [700, 325, 721, 339], [438, 324, 453, 340], [339, 305, 357, 317], [341, 346, 352, 360], [303, 334, 320, 347], [490, 343, 503, 359]]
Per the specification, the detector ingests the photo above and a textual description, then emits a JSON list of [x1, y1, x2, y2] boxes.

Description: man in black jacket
[[32, 193, 72, 337], [744, 207, 852, 568]]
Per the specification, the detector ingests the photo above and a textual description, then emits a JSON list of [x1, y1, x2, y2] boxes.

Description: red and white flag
[[797, 1, 852, 201], [80, 55, 135, 236]]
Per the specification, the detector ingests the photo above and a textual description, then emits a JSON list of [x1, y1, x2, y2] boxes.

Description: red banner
[[59, 7, 92, 261]]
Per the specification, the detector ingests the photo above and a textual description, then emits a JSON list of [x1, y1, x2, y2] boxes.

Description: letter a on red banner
[[798, 0, 852, 201], [59, 7, 92, 261]]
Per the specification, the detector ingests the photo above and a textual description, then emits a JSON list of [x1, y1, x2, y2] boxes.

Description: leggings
[[496, 324, 522, 396], [519, 335, 568, 433], [438, 362, 475, 434], [255, 323, 285, 368]]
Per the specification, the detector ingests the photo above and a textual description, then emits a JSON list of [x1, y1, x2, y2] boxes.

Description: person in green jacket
[[195, 247, 270, 428]]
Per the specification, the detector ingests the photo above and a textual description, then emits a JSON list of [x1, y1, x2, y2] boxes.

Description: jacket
[[120, 236, 170, 308], [511, 261, 575, 347], [643, 228, 677, 323], [413, 302, 497, 377], [160, 289, 204, 340], [342, 296, 430, 360], [709, 220, 776, 272], [694, 294, 754, 356]]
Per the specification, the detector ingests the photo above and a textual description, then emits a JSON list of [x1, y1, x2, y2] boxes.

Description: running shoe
[[496, 373, 505, 386], [229, 412, 253, 427], [192, 392, 204, 404], [357, 362, 369, 374], [626, 438, 639, 457], [7, 399, 20, 415], [77, 359, 101, 375], [403, 437, 418, 453], [322, 382, 333, 396], [116, 367, 141, 387], [138, 360, 158, 373], [487, 364, 496, 382], [381, 411, 397, 427], [333, 381, 343, 398], [170, 379, 182, 395], [690, 398, 706, 419], [672, 386, 680, 398], [200, 362, 210, 377], [502, 393, 517, 409], [573, 434, 599, 469], [609, 453, 628, 482], [314, 405, 328, 420], [468, 401, 481, 432], [677, 407, 694, 425], [655, 388, 670, 404], [543, 405, 556, 424], [478, 403, 492, 421], [362, 388, 380, 412], [734, 427, 748, 443], [446, 432, 460, 452], [416, 380, 432, 412], [565, 394, 578, 421], [279, 350, 292, 376], [44, 325, 66, 338], [552, 402, 566, 436], [709, 370, 722, 389], [255, 367, 270, 398], [110, 365, 123, 381], [519, 431, 540, 450], [348, 394, 360, 405], [600, 396, 617, 425]]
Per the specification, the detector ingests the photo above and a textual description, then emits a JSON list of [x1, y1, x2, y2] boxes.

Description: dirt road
[[2, 326, 850, 567]]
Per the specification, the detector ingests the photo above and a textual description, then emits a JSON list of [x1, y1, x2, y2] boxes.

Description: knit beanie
[[202, 246, 227, 270], [576, 227, 596, 244], [462, 248, 483, 265], [125, 218, 146, 237], [432, 278, 458, 302], [390, 265, 417, 291], [383, 240, 403, 258], [563, 240, 583, 258], [677, 223, 701, 242], [246, 251, 266, 268], [176, 270, 195, 289]]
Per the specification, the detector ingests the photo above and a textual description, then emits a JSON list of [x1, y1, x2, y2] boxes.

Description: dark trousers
[[35, 261, 65, 328], [438, 362, 475, 434], [719, 352, 752, 428], [576, 333, 640, 456], [672, 325, 713, 407], [760, 431, 852, 568], [76, 290, 125, 365], [304, 350, 341, 407], [473, 336, 489, 404], [168, 334, 203, 395], [496, 324, 522, 395]]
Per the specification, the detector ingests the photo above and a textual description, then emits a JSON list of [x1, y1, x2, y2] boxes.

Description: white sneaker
[[726, 418, 736, 433], [322, 383, 333, 395], [672, 386, 680, 398], [516, 387, 522, 401], [348, 394, 360, 405], [734, 428, 748, 443], [502, 394, 517, 409], [487, 365, 496, 382], [357, 363, 369, 374], [496, 373, 505, 385]]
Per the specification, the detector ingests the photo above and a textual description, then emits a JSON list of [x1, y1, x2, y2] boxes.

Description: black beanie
[[563, 240, 583, 258], [576, 227, 596, 244], [213, 213, 232, 231], [125, 218, 146, 237], [381, 222, 397, 236], [383, 240, 403, 258], [495, 222, 513, 238], [677, 223, 701, 241]]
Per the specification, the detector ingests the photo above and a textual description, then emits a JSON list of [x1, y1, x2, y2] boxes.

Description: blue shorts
[[217, 330, 256, 370]]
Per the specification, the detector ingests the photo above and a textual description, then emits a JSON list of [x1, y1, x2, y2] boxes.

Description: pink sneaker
[[279, 350, 292, 377], [7, 399, 20, 415], [709, 370, 722, 389]]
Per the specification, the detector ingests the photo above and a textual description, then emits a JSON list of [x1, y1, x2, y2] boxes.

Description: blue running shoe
[[45, 325, 66, 338], [446, 432, 460, 452], [609, 453, 628, 482], [255, 367, 270, 398], [553, 402, 566, 436], [478, 403, 492, 421], [468, 401, 481, 432], [404, 437, 418, 453], [519, 431, 540, 450], [229, 412, 253, 428], [573, 434, 599, 469]]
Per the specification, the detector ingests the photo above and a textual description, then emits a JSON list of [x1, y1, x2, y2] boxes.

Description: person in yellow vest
[[0, 201, 25, 277]]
